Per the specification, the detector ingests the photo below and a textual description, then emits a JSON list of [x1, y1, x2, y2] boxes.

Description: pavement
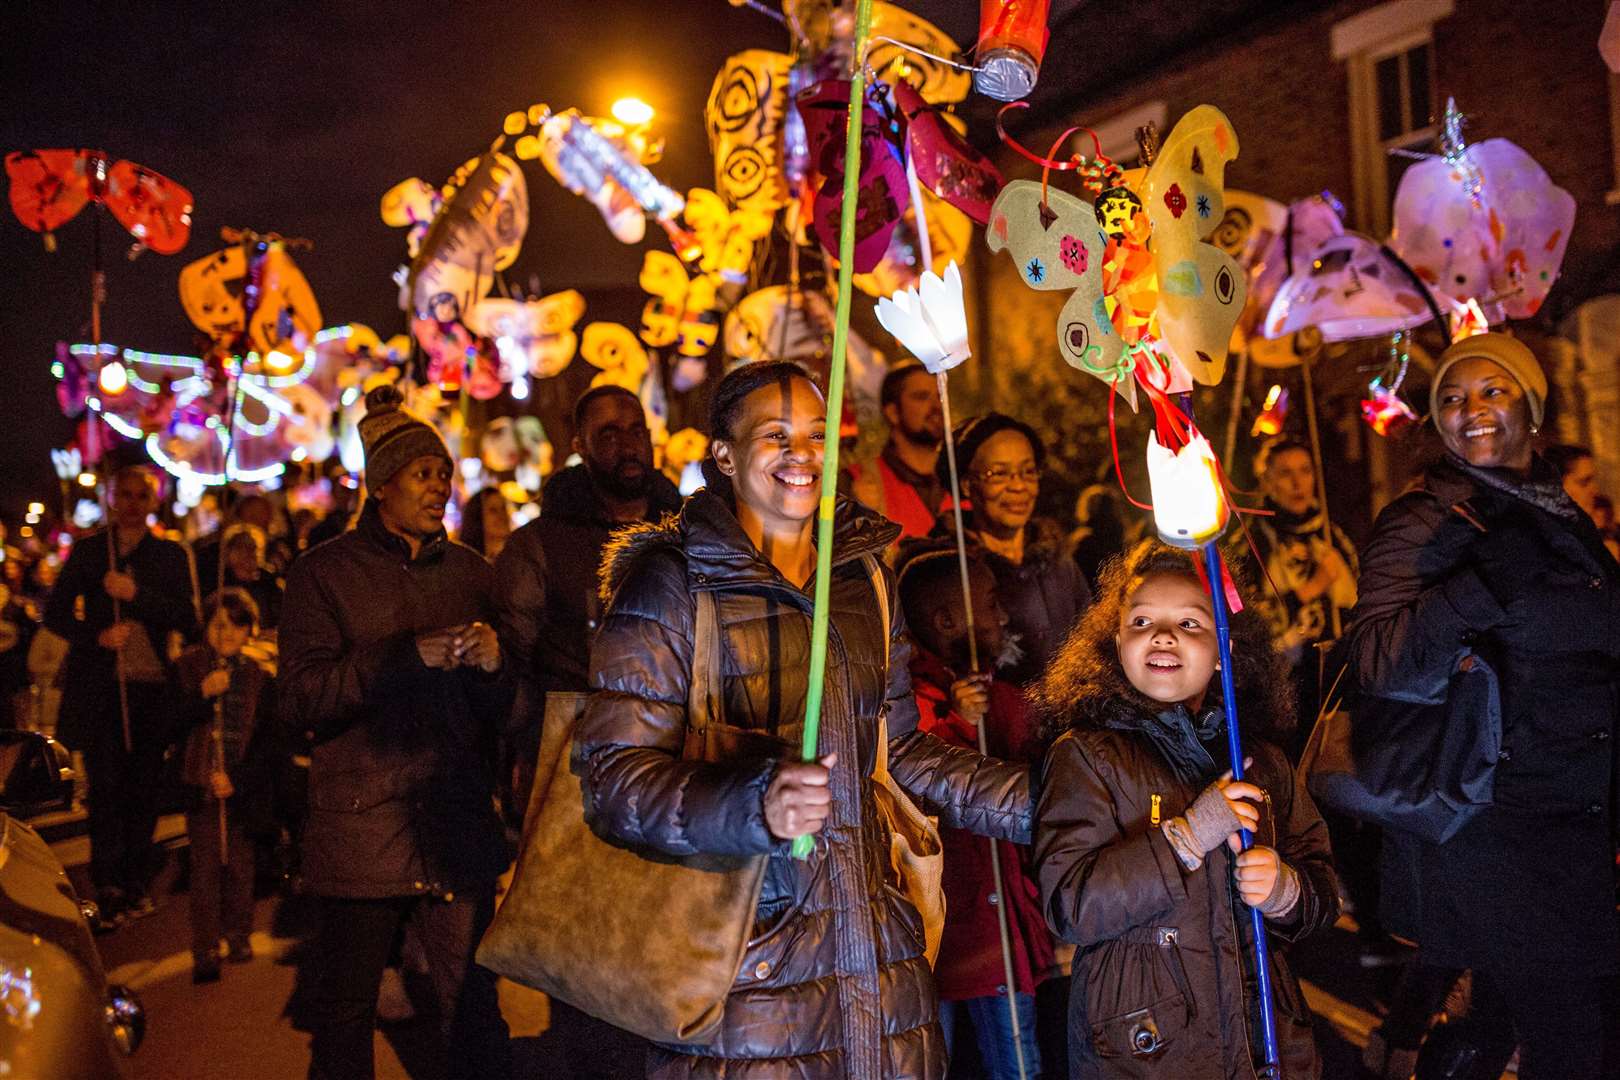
[[54, 820, 1505, 1080]]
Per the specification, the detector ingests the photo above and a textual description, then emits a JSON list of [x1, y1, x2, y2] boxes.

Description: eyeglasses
[[974, 465, 1041, 489]]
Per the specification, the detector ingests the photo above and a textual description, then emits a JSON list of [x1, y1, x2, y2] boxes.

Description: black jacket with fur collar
[[577, 489, 1030, 1080]]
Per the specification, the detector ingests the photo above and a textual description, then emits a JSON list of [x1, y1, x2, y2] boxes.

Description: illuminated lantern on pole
[[1145, 431, 1229, 549]]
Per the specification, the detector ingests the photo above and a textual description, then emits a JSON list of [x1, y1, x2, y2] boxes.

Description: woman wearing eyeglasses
[[932, 414, 1092, 688]]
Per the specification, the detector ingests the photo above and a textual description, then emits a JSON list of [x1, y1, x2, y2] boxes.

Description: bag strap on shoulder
[[689, 588, 721, 739], [861, 553, 896, 770]]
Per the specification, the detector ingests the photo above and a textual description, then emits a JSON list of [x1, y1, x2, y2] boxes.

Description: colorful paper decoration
[[5, 149, 194, 253], [1265, 234, 1444, 342], [985, 179, 1126, 402], [852, 186, 973, 300], [705, 50, 794, 214], [894, 82, 1004, 226], [580, 323, 650, 392], [178, 242, 322, 357], [1389, 135, 1574, 320], [801, 78, 909, 273], [987, 106, 1247, 406], [406, 151, 528, 323], [875, 261, 969, 374], [465, 291, 585, 379]]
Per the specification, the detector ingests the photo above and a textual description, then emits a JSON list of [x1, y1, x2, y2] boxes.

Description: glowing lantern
[[1146, 431, 1229, 549], [1249, 384, 1289, 437], [98, 361, 129, 397], [874, 261, 970, 374]]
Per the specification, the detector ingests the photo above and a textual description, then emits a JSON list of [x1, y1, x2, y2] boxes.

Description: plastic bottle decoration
[[874, 261, 969, 374], [973, 0, 1051, 102]]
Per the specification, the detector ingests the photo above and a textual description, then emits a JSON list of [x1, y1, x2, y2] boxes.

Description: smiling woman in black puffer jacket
[[577, 362, 1031, 1080], [1345, 333, 1620, 1080]]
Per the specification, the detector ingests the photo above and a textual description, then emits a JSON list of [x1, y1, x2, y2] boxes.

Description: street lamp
[[610, 97, 655, 127]]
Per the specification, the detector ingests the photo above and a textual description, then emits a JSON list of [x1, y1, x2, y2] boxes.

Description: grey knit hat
[[358, 385, 451, 488]]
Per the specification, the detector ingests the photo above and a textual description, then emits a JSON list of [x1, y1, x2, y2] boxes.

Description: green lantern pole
[[794, 0, 874, 860]]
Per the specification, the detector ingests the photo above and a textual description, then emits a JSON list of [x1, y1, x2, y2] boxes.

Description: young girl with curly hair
[[1031, 540, 1340, 1079]]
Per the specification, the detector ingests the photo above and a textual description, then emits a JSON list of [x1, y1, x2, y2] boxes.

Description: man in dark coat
[[281, 386, 511, 1080], [44, 465, 198, 921], [491, 383, 680, 1076]]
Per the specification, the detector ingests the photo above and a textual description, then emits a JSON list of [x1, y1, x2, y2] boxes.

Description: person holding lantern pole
[[45, 464, 199, 926], [576, 361, 1031, 1080], [1032, 540, 1340, 1079], [1343, 333, 1620, 1080]]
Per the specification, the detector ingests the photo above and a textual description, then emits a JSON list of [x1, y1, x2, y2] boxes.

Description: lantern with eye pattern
[[705, 50, 793, 215]]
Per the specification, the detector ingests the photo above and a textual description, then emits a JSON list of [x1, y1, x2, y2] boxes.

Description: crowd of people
[[2, 329, 1617, 1080]]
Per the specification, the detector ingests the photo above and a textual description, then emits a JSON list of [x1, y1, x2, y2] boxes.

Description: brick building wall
[[962, 0, 1619, 534]]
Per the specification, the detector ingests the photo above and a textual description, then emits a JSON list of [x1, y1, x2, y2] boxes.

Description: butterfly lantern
[[6, 149, 193, 254], [466, 290, 586, 380], [178, 237, 322, 364], [987, 105, 1247, 416]]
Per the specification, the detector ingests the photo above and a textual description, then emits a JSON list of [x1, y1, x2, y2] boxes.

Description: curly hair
[[1029, 539, 1297, 756]]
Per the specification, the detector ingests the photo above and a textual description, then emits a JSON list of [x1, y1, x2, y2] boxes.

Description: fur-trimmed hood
[[598, 487, 900, 605]]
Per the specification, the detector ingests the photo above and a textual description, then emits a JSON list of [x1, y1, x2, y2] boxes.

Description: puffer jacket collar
[[599, 488, 900, 604], [355, 500, 450, 565]]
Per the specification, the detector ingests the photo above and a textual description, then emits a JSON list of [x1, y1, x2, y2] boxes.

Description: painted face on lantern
[[1116, 570, 1219, 709], [1095, 187, 1143, 239], [705, 50, 792, 213]]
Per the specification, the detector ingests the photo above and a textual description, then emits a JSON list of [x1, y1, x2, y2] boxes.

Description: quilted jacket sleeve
[[882, 571, 1032, 844], [1344, 490, 1503, 703], [492, 526, 545, 697], [1035, 733, 1190, 946], [577, 548, 777, 859]]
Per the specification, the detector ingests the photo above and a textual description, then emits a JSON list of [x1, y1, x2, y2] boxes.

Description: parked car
[[0, 730, 144, 1078]]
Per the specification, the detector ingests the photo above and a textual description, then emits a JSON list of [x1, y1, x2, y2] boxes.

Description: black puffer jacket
[[279, 504, 510, 899], [1036, 695, 1339, 1080], [1345, 455, 1620, 970], [578, 490, 1031, 1080]]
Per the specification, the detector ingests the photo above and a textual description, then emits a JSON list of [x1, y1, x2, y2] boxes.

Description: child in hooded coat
[[1032, 541, 1340, 1079]]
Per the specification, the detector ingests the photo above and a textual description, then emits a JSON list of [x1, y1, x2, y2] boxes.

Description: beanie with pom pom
[[357, 385, 451, 489]]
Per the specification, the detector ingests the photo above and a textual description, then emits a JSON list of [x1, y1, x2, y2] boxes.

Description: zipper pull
[[1150, 793, 1162, 827]]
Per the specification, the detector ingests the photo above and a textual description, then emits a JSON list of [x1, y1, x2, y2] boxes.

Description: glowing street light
[[611, 97, 655, 126], [26, 503, 43, 517]]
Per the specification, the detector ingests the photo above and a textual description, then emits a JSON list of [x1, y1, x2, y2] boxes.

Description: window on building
[[1334, 0, 1453, 235]]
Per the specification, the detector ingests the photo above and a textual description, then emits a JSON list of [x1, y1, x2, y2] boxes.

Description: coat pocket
[[1085, 926, 1195, 1063]]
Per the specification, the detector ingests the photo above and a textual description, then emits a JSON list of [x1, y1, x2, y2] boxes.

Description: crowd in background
[[1, 333, 1617, 1080]]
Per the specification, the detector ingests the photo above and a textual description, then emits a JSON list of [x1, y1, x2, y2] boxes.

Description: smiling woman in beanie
[[280, 385, 513, 1080], [1345, 332, 1620, 1079]]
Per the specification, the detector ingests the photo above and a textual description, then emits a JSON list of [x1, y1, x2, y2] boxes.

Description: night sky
[[0, 0, 1311, 525], [0, 1, 948, 522]]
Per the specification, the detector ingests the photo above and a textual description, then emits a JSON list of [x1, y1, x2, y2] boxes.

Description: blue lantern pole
[[1202, 538, 1281, 1076]]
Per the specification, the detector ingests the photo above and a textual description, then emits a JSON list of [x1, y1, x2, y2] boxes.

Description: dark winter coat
[[44, 527, 199, 747], [578, 489, 1032, 1080], [1344, 455, 1620, 971], [910, 646, 1054, 1002], [935, 514, 1091, 686], [279, 503, 510, 899], [1036, 695, 1339, 1079]]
